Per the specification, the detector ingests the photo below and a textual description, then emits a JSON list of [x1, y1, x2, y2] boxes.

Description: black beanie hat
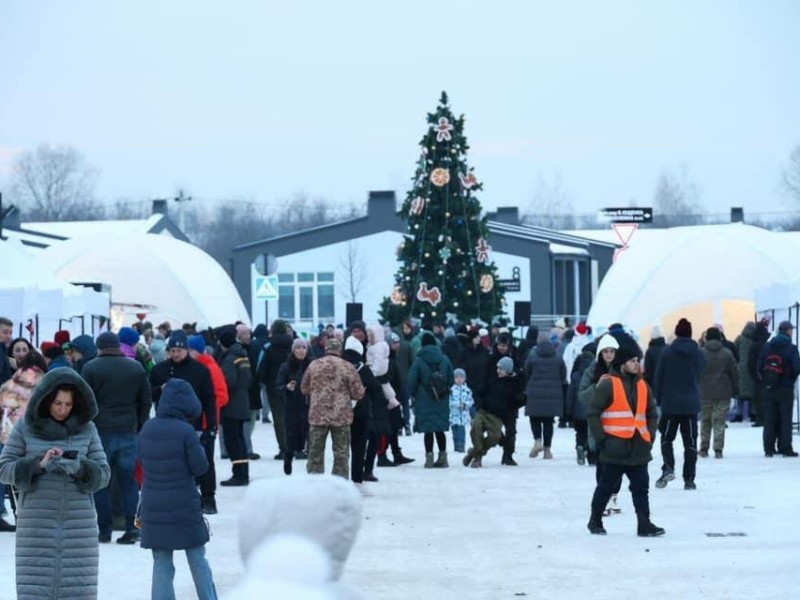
[[705, 327, 721, 341], [612, 344, 639, 368], [675, 318, 692, 338], [218, 327, 237, 348]]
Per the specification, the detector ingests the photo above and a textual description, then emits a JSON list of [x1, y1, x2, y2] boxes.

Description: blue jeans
[[152, 546, 217, 600], [94, 433, 139, 536], [451, 425, 466, 451]]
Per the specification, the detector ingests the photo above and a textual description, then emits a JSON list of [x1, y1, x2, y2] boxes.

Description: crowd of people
[[0, 311, 798, 597]]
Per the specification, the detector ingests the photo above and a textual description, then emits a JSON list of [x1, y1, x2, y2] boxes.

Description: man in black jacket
[[485, 333, 521, 465], [82, 331, 152, 544], [757, 320, 800, 457], [150, 331, 218, 512]]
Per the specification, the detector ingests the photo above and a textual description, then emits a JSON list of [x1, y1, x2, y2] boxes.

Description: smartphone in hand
[[62, 450, 78, 460]]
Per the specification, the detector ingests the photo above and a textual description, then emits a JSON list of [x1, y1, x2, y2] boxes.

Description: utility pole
[[174, 189, 193, 236]]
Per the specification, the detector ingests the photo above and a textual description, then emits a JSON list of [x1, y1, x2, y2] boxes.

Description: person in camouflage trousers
[[699, 327, 739, 458], [301, 338, 366, 478]]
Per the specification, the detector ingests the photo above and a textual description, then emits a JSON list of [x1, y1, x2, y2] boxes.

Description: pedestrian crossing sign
[[254, 275, 279, 300]]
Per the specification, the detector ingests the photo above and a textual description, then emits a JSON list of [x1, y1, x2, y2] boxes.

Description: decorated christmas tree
[[380, 92, 506, 328]]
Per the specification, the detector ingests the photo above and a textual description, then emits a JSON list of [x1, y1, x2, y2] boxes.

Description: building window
[[298, 273, 314, 283], [318, 272, 334, 282], [299, 286, 314, 320], [279, 285, 295, 319], [278, 273, 295, 283], [318, 284, 334, 318], [553, 258, 589, 317]]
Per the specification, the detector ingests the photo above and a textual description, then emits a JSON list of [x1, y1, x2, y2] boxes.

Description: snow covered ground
[[1, 420, 798, 599]]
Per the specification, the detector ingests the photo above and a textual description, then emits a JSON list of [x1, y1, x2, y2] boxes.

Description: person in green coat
[[408, 332, 454, 468], [586, 343, 664, 538]]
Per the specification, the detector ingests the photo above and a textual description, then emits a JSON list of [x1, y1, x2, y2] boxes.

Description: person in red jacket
[[188, 336, 229, 428], [188, 335, 229, 512]]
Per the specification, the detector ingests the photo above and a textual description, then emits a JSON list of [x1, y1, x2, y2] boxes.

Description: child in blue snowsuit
[[449, 368, 474, 453]]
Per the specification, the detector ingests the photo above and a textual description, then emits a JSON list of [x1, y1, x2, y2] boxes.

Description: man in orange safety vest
[[586, 342, 664, 537]]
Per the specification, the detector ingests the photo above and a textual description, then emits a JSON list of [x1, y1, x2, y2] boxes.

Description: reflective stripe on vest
[[600, 376, 651, 442]]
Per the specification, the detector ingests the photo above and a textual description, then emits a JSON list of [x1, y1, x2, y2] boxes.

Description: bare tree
[[781, 143, 800, 202], [11, 144, 100, 220], [652, 165, 704, 227], [522, 175, 576, 229], [338, 241, 365, 303]]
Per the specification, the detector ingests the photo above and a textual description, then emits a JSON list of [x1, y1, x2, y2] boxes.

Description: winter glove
[[48, 457, 83, 477], [200, 429, 217, 446]]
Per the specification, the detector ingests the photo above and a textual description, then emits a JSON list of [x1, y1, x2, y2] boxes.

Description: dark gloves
[[200, 429, 217, 446]]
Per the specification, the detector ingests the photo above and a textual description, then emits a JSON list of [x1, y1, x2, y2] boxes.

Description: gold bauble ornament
[[430, 168, 451, 187]]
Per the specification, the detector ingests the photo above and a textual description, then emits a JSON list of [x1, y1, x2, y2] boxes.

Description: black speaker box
[[514, 301, 531, 327], [346, 303, 363, 325]]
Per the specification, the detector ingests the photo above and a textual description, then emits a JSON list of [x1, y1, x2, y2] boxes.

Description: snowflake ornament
[[434, 117, 454, 142], [430, 168, 450, 187], [475, 238, 492, 263], [439, 247, 452, 262]]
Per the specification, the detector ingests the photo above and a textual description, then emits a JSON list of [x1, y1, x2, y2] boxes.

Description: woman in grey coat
[[524, 335, 567, 459], [0, 368, 111, 600]]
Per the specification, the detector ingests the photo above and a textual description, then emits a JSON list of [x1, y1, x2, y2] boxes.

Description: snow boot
[[637, 513, 665, 537], [655, 469, 675, 489], [684, 480, 697, 490], [501, 454, 518, 466], [376, 455, 397, 467], [424, 452, 435, 468], [392, 450, 415, 465], [587, 512, 607, 535], [543, 447, 553, 459], [433, 451, 449, 468], [576, 445, 586, 465], [714, 450, 723, 459], [283, 452, 293, 476], [463, 448, 476, 467], [470, 456, 482, 468], [529, 439, 543, 458]]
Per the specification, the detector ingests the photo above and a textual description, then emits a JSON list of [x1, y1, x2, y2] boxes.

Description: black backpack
[[427, 362, 450, 401], [762, 351, 783, 388]]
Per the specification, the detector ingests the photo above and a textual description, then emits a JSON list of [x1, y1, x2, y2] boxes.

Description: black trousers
[[763, 387, 795, 454], [502, 409, 518, 458], [529, 416, 554, 446], [591, 463, 650, 516], [658, 414, 698, 482], [222, 417, 249, 481], [350, 415, 369, 483], [285, 407, 309, 456], [197, 431, 216, 500], [573, 418, 588, 449], [595, 461, 622, 494]]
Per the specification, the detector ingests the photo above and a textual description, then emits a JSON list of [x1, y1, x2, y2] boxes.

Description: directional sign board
[[254, 275, 279, 300], [598, 207, 653, 224]]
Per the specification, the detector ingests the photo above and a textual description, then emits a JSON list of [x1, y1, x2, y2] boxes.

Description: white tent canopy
[[587, 223, 800, 339], [0, 238, 108, 322], [36, 233, 250, 328]]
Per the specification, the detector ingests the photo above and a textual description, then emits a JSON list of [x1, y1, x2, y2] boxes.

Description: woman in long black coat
[[276, 338, 313, 475]]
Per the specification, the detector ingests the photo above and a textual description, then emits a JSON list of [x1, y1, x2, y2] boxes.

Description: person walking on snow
[[586, 344, 663, 537], [653, 318, 706, 490]]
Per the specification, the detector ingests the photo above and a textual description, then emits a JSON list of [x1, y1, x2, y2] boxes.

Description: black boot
[[587, 512, 606, 535], [376, 455, 397, 467], [0, 517, 16, 532], [392, 450, 415, 465], [637, 513, 665, 537], [283, 452, 293, 475]]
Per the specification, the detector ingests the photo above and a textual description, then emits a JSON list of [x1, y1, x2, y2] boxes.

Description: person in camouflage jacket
[[301, 339, 365, 478]]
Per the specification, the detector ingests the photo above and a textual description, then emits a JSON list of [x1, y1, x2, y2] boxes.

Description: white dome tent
[[36, 233, 250, 329], [586, 223, 800, 341]]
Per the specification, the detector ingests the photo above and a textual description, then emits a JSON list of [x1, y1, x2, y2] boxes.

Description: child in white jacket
[[366, 325, 400, 409]]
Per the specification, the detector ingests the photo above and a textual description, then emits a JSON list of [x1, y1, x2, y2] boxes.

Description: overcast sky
[[1, 1, 798, 220]]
